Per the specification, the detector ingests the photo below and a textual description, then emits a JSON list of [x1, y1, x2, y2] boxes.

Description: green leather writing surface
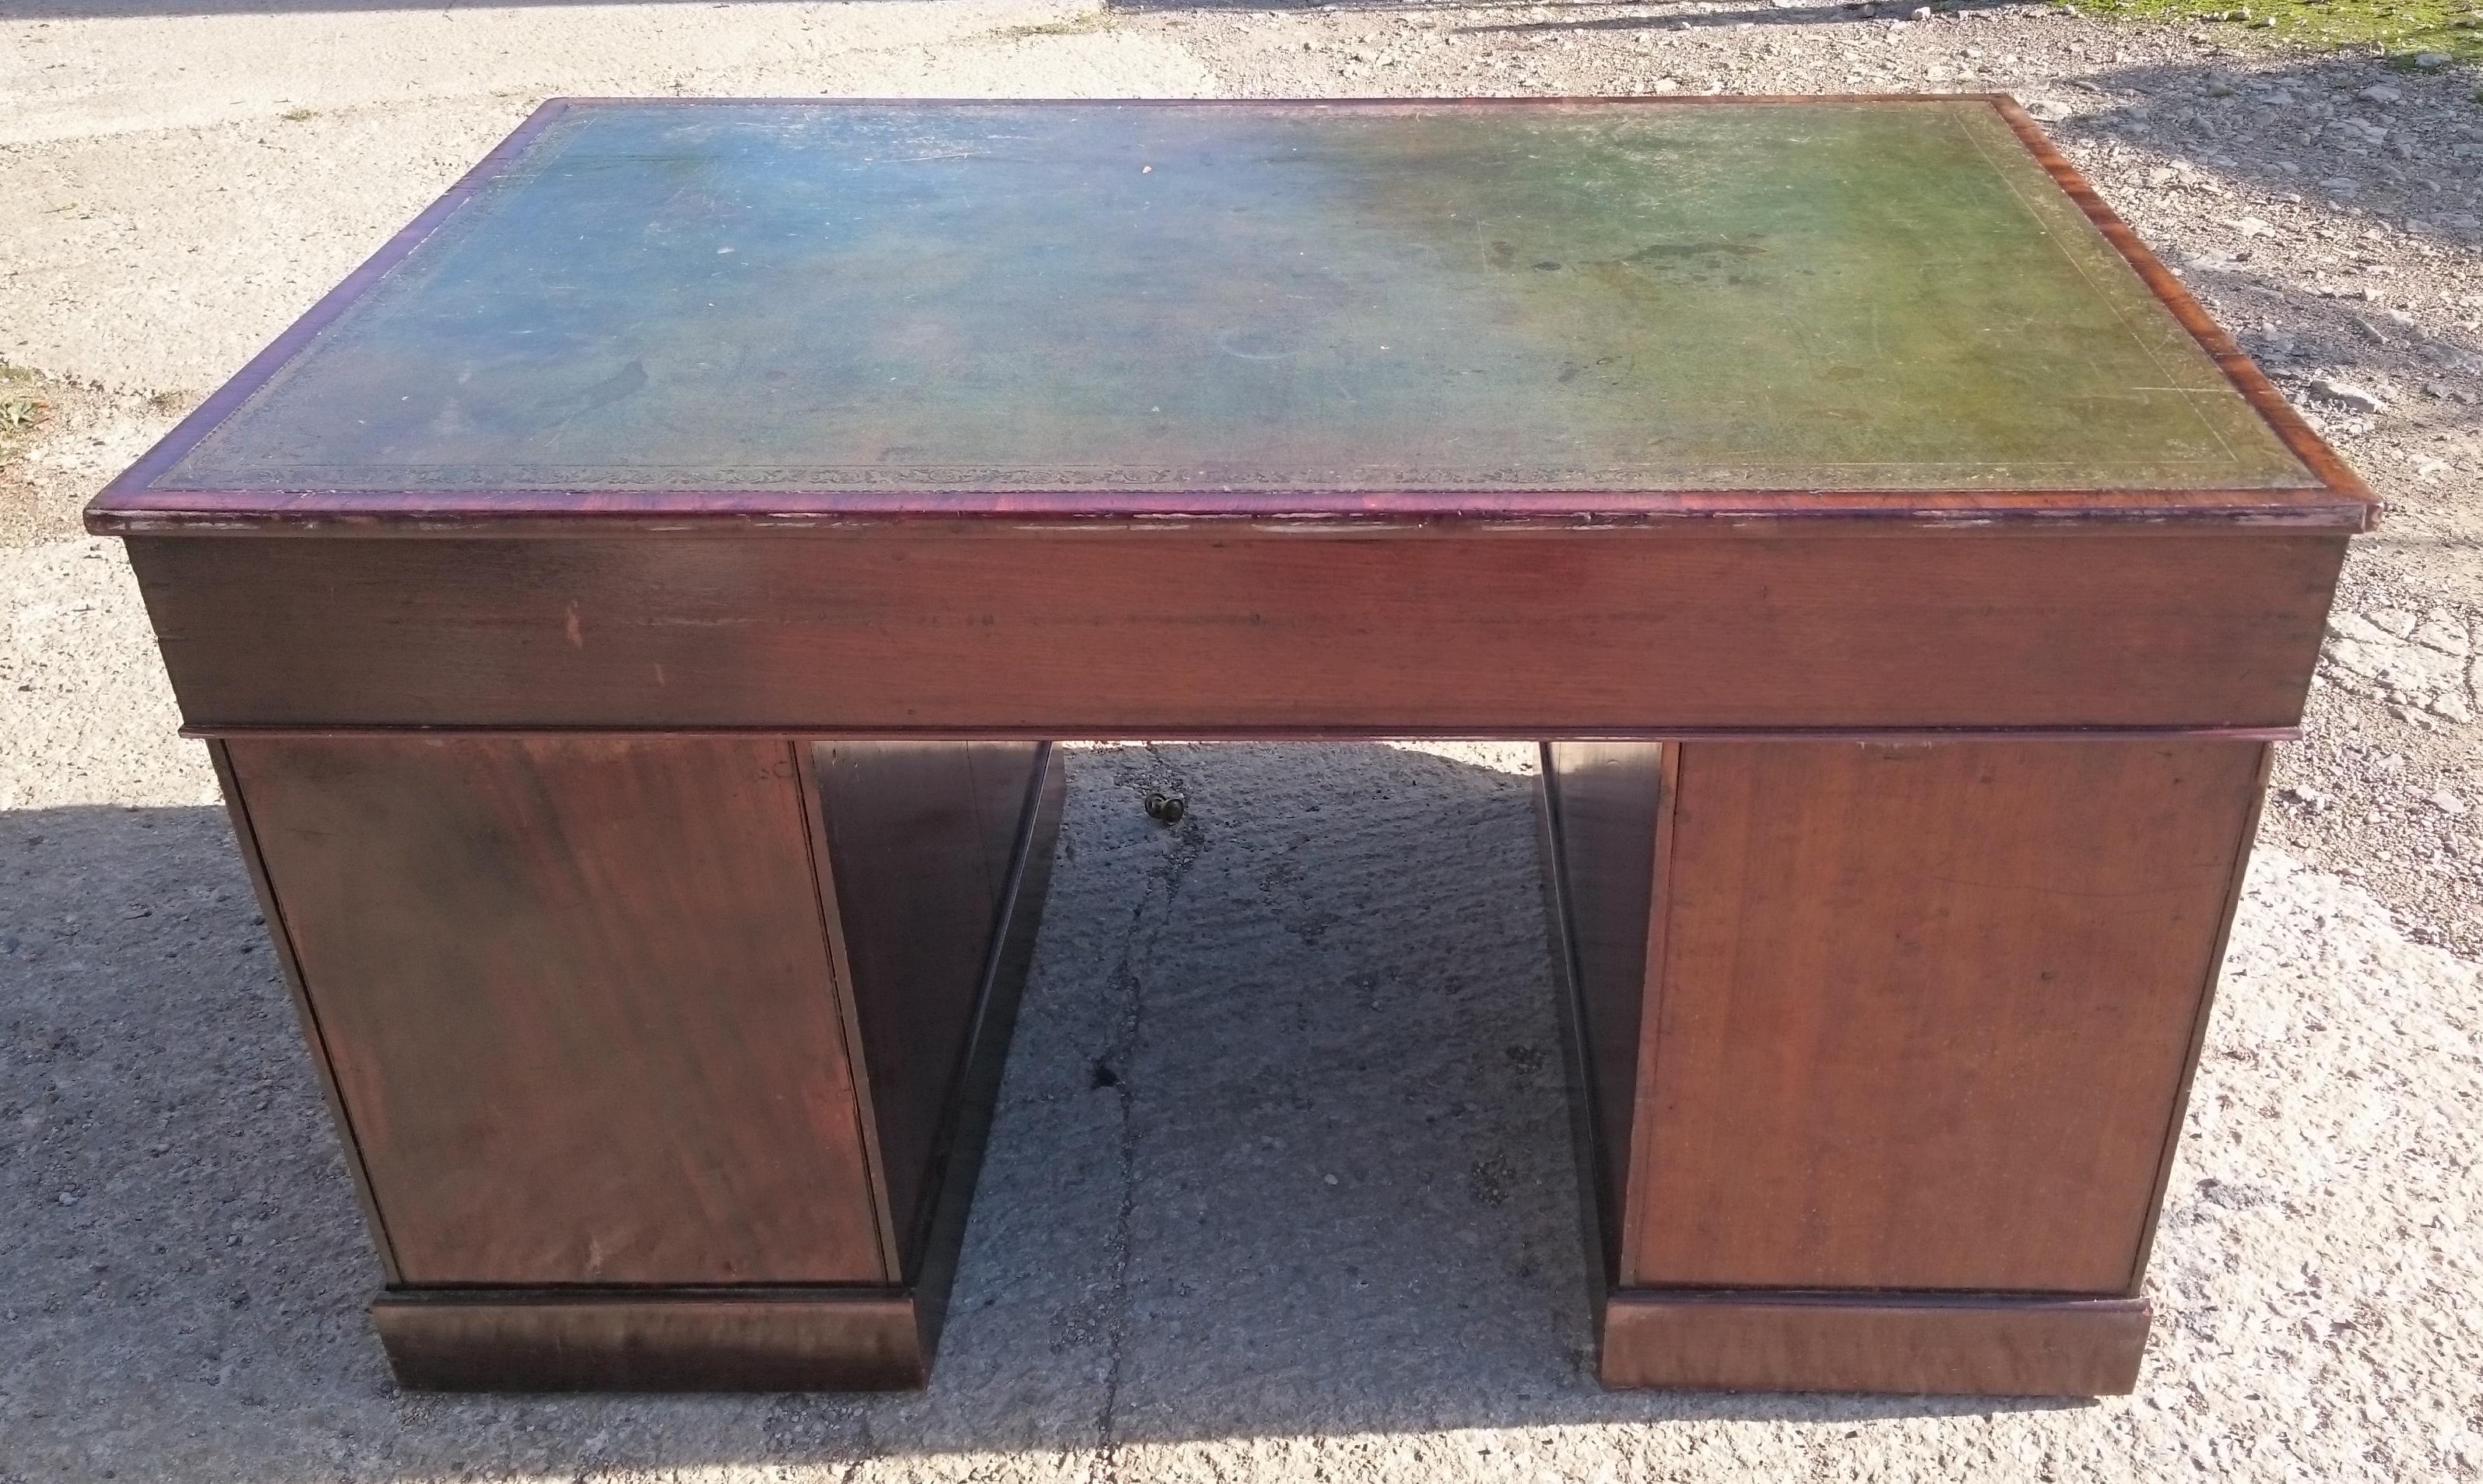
[[152, 100, 2312, 497]]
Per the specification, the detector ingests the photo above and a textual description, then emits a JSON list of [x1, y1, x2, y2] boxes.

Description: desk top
[[91, 96, 2370, 533]]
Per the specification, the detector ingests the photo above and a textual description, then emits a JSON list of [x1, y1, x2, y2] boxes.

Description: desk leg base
[[356, 744, 1067, 1393], [1538, 739, 2260, 1398], [373, 1288, 933, 1390], [1599, 1291, 2150, 1397]]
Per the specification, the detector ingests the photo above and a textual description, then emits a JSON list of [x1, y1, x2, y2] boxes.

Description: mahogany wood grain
[[209, 739, 403, 1284], [224, 736, 887, 1286], [373, 1288, 927, 1391], [126, 530, 2344, 733], [362, 746, 1065, 1390], [907, 748, 1066, 1330], [970, 743, 1042, 906], [1538, 742, 1670, 1270], [809, 741, 1046, 1265], [1534, 778, 1618, 1311], [2128, 744, 2275, 1288], [1600, 1291, 2150, 1395], [1622, 739, 2267, 1294]]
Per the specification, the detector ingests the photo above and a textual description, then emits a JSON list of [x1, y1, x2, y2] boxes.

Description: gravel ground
[[2, 3, 2479, 1480]]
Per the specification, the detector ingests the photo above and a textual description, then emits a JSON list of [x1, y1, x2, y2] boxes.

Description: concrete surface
[[3, 2, 2481, 1480]]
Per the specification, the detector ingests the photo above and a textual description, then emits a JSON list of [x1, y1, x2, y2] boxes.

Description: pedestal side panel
[[1540, 741, 1669, 1270], [810, 741, 1047, 1268]]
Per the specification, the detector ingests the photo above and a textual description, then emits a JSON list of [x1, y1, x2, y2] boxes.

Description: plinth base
[[1599, 1291, 2150, 1397], [374, 1287, 932, 1391]]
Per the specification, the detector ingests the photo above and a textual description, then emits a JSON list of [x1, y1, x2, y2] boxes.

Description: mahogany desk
[[89, 97, 2373, 1398]]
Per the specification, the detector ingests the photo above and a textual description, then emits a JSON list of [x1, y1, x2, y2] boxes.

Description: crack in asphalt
[[1090, 746, 1208, 1484]]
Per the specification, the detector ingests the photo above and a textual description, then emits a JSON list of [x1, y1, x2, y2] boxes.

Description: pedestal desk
[[88, 96, 2373, 1397]]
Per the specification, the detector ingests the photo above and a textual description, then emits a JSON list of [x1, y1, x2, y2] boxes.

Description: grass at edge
[[2074, 0, 2483, 68]]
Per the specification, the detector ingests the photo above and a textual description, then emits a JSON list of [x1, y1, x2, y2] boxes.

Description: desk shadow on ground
[[0, 744, 2063, 1482]]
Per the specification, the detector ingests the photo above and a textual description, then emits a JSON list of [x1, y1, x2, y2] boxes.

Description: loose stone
[[2310, 378, 2386, 414]]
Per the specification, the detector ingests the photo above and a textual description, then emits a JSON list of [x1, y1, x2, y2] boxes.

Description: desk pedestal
[[212, 736, 1064, 1389], [1540, 739, 2267, 1395]]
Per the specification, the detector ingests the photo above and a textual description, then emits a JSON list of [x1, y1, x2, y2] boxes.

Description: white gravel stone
[[2312, 378, 2388, 413]]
